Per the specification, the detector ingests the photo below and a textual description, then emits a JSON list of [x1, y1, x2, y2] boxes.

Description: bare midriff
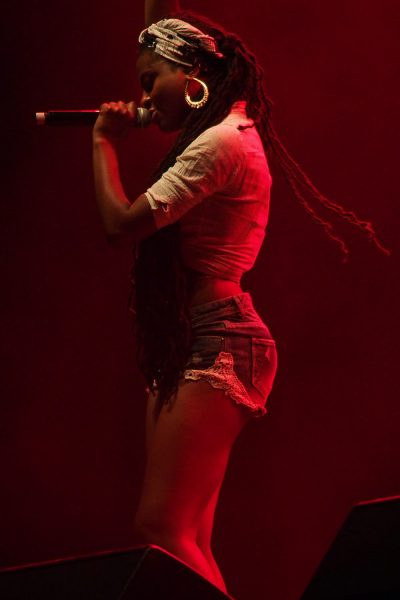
[[187, 272, 243, 307]]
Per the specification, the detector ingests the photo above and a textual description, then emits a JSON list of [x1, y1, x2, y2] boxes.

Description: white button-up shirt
[[145, 101, 272, 283]]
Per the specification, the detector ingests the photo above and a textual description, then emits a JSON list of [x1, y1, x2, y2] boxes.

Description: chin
[[157, 113, 184, 133], [158, 122, 171, 132], [158, 120, 180, 132], [165, 125, 182, 133]]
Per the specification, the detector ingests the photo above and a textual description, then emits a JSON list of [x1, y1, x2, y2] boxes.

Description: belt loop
[[232, 294, 245, 316]]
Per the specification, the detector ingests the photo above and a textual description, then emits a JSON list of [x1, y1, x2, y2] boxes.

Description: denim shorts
[[183, 293, 278, 417]]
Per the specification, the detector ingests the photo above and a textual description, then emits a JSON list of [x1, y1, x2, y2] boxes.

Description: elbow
[[99, 200, 155, 246], [101, 216, 128, 246], [103, 218, 122, 237], [103, 215, 137, 247], [100, 212, 128, 242]]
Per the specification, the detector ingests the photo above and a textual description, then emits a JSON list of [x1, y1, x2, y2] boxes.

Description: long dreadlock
[[130, 10, 390, 411]]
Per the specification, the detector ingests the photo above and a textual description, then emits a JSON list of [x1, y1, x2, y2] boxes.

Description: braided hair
[[130, 10, 390, 412]]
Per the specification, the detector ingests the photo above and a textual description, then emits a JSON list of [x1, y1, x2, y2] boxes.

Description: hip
[[184, 293, 277, 417]]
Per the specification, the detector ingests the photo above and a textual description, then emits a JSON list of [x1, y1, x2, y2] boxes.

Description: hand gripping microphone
[[35, 107, 151, 128]]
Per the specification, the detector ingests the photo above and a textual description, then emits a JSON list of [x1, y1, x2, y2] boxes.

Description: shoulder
[[194, 121, 243, 149], [178, 121, 244, 167]]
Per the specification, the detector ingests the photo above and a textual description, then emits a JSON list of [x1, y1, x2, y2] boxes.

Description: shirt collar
[[224, 100, 254, 128]]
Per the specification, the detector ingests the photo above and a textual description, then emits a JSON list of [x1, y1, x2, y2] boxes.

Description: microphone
[[35, 107, 151, 128]]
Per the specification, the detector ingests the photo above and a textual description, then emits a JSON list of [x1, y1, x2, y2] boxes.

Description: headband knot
[[139, 18, 224, 67], [219, 34, 240, 56]]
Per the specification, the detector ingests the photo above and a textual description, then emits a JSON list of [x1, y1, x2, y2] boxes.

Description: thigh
[[136, 380, 251, 536]]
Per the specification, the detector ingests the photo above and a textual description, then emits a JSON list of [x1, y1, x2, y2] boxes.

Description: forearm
[[92, 135, 131, 236], [145, 0, 181, 26]]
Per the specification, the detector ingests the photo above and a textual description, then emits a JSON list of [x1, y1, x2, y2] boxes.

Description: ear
[[187, 64, 201, 78], [187, 59, 210, 78]]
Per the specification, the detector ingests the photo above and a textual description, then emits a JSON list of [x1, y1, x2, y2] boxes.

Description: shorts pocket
[[251, 338, 277, 399], [186, 335, 225, 370]]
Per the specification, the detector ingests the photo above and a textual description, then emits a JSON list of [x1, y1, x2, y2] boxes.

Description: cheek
[[156, 74, 186, 106]]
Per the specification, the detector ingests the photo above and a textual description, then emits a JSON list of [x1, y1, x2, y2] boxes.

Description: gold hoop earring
[[184, 77, 209, 109]]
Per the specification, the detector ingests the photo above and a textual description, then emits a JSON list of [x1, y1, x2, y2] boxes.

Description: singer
[[92, 0, 389, 593]]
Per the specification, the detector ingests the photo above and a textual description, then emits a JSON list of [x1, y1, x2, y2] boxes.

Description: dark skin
[[137, 50, 194, 131]]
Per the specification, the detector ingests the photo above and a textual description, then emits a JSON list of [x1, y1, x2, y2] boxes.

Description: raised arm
[[145, 0, 181, 26], [92, 1, 184, 245], [92, 103, 157, 245]]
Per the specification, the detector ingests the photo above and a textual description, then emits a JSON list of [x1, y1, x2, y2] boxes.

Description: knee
[[133, 509, 191, 545], [133, 511, 161, 542]]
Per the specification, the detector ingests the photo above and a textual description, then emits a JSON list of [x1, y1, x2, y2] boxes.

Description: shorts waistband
[[189, 293, 253, 318]]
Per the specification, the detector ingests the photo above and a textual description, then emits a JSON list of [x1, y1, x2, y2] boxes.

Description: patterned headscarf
[[138, 18, 223, 67]]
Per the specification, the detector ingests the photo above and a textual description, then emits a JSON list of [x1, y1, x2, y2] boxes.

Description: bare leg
[[143, 390, 226, 591], [195, 480, 226, 591], [134, 381, 250, 591]]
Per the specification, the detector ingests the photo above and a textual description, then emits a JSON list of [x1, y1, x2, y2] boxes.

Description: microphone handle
[[36, 110, 99, 126], [35, 108, 151, 127]]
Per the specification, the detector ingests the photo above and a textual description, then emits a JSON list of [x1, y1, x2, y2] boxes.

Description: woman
[[92, 0, 388, 593]]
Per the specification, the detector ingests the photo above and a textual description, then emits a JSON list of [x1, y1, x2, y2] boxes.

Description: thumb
[[127, 101, 137, 119]]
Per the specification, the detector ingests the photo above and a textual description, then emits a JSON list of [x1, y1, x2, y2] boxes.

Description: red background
[[2, 1, 399, 598]]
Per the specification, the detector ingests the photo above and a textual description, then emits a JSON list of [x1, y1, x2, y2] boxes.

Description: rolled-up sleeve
[[145, 124, 244, 229]]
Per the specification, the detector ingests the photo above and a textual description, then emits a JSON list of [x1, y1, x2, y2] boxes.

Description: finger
[[119, 101, 131, 115], [109, 102, 120, 112], [126, 101, 137, 117], [100, 102, 110, 112]]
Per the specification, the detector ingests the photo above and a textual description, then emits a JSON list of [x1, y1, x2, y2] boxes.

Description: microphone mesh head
[[137, 107, 151, 128]]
